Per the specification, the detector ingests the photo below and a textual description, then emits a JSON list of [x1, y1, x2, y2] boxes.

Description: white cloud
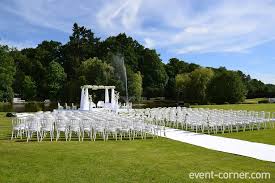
[[94, 0, 275, 54], [1, 0, 275, 55], [96, 0, 142, 34], [1, 0, 275, 84], [0, 39, 35, 50], [250, 73, 275, 84], [0, 0, 100, 33], [144, 38, 155, 49]]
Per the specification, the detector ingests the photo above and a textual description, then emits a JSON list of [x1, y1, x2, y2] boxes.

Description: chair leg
[[11, 130, 14, 140], [40, 131, 43, 142], [56, 131, 59, 141], [82, 131, 84, 141], [90, 130, 93, 141]]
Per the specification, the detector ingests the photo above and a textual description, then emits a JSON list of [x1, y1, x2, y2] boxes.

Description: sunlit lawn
[[192, 103, 275, 113], [0, 112, 275, 182], [244, 98, 267, 104]]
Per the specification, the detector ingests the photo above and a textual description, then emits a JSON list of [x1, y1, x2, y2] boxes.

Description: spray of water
[[111, 54, 129, 104], [122, 59, 128, 104]]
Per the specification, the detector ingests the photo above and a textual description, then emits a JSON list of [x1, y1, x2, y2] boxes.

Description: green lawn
[[192, 103, 275, 113], [243, 98, 267, 104], [215, 128, 275, 145], [0, 112, 275, 182]]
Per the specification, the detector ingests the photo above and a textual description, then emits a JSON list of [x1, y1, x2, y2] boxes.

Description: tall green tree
[[175, 73, 191, 101], [188, 68, 214, 103], [175, 68, 213, 103], [10, 50, 29, 95], [22, 76, 37, 100], [20, 48, 48, 99], [140, 49, 168, 97], [247, 79, 266, 98], [165, 58, 200, 99], [36, 41, 62, 66], [78, 57, 113, 86], [101, 33, 144, 72], [207, 70, 247, 104], [47, 61, 67, 100], [128, 71, 143, 101], [0, 45, 16, 102], [63, 23, 100, 79]]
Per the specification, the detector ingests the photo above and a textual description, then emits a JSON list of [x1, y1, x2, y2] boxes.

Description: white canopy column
[[79, 85, 117, 111], [111, 88, 115, 109], [82, 87, 89, 110], [105, 88, 109, 103], [80, 87, 84, 109]]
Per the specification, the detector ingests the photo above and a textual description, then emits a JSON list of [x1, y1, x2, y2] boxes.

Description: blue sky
[[1, 0, 275, 84]]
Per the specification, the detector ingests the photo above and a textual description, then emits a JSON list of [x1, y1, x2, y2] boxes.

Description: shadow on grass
[[4, 133, 154, 143]]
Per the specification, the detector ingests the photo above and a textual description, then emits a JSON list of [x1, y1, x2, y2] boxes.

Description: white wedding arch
[[79, 85, 119, 111]]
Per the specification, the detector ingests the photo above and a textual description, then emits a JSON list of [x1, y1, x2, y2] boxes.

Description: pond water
[[0, 102, 59, 112]]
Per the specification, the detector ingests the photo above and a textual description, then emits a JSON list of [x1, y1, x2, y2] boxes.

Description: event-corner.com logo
[[189, 171, 271, 180]]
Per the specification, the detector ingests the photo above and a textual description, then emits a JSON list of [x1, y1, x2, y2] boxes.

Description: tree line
[[1, 23, 275, 104]]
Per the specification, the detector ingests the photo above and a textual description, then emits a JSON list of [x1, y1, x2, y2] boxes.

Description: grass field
[[243, 98, 267, 104], [192, 103, 275, 113], [0, 108, 275, 182]]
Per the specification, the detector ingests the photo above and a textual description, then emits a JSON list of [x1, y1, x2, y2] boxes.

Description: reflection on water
[[0, 102, 58, 112]]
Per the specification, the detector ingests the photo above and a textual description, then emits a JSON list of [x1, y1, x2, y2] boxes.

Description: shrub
[[258, 99, 269, 104], [184, 103, 190, 108], [6, 112, 16, 117]]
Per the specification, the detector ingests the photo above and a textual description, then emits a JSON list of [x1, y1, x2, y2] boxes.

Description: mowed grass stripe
[[1, 109, 275, 182]]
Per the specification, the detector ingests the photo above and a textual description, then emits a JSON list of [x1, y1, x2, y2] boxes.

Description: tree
[[175, 68, 213, 104], [188, 68, 214, 103], [78, 57, 116, 102], [165, 58, 200, 99], [22, 76, 37, 100], [247, 79, 266, 98], [5, 23, 275, 104], [36, 40, 62, 66], [78, 57, 113, 86], [0, 45, 16, 102], [175, 73, 191, 101], [207, 70, 247, 104], [140, 49, 168, 97], [62, 23, 100, 79], [128, 71, 143, 101], [47, 61, 67, 100], [20, 48, 48, 99], [10, 50, 29, 95], [101, 33, 144, 72]]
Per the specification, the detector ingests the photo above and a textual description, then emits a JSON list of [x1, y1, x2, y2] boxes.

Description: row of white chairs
[[11, 110, 163, 142], [130, 107, 275, 134], [57, 103, 77, 110]]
